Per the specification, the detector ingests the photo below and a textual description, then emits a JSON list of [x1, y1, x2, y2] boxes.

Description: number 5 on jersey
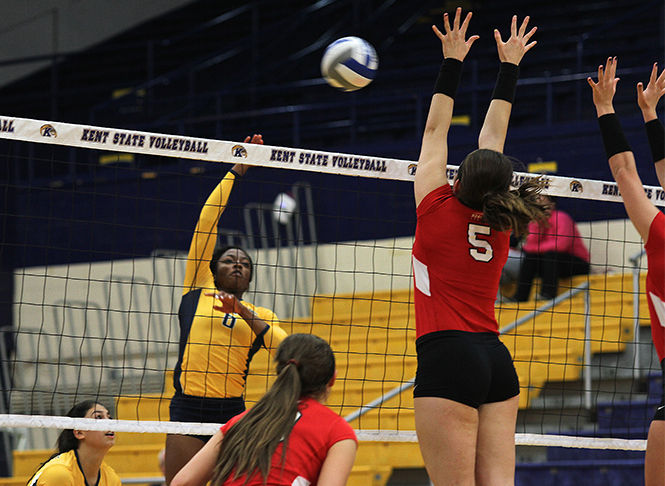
[[468, 223, 493, 262]]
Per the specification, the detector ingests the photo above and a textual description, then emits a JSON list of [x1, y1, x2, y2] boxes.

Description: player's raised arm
[[182, 135, 258, 293], [478, 15, 537, 152], [637, 62, 665, 188], [414, 7, 478, 207], [588, 57, 659, 241]]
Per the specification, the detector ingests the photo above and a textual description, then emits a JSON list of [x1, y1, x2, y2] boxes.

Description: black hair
[[27, 400, 106, 484], [209, 246, 254, 285], [55, 400, 102, 453]]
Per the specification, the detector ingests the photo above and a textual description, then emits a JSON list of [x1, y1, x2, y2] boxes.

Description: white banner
[[1, 115, 663, 206]]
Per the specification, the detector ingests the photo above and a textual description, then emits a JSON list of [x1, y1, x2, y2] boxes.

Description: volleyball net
[[1, 116, 662, 458]]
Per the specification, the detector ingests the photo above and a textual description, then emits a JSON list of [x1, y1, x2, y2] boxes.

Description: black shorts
[[169, 392, 245, 442], [654, 359, 664, 422], [414, 330, 520, 409]]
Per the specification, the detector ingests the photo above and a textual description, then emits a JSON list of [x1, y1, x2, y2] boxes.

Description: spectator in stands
[[511, 195, 590, 301], [170, 333, 357, 486], [411, 9, 548, 486], [165, 134, 288, 485], [498, 233, 524, 299], [27, 400, 121, 486], [589, 57, 665, 486]]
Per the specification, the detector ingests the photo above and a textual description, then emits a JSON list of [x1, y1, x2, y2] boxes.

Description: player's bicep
[[316, 439, 357, 486], [614, 165, 659, 241], [415, 155, 447, 207]]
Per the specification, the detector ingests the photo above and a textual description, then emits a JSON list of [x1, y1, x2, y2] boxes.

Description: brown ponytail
[[482, 179, 550, 237], [454, 149, 549, 236], [211, 334, 335, 485]]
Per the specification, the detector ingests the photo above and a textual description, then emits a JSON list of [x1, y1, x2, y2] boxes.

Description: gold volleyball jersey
[[28, 450, 121, 486], [175, 170, 287, 398]]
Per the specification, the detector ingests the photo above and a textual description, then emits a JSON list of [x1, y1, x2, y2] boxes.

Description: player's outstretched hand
[[432, 7, 479, 62], [587, 56, 619, 116], [232, 134, 263, 177], [205, 290, 242, 314], [494, 15, 537, 65], [637, 62, 665, 119]]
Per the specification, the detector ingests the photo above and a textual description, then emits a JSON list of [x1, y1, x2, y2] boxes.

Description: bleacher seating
[[6, 271, 653, 484]]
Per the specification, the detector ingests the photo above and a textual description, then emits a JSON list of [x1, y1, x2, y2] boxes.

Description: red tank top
[[412, 184, 509, 338], [645, 211, 665, 362]]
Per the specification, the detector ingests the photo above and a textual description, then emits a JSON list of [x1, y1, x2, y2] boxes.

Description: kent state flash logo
[[408, 163, 417, 176], [232, 145, 247, 158], [570, 180, 583, 193], [40, 124, 57, 138]]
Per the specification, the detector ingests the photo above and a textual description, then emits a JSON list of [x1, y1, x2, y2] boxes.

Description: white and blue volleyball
[[321, 37, 378, 92]]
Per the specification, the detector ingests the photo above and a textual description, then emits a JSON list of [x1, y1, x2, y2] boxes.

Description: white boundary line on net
[[1, 115, 664, 206], [0, 415, 647, 450]]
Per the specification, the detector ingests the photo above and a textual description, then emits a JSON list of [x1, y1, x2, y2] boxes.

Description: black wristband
[[229, 169, 241, 178], [491, 62, 520, 103], [645, 118, 665, 164], [598, 113, 632, 158], [433, 58, 463, 99]]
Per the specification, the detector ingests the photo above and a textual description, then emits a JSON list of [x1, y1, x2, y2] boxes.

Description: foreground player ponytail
[[211, 334, 336, 485], [455, 148, 549, 236]]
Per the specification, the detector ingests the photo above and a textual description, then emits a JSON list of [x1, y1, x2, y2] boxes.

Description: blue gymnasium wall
[[5, 116, 656, 269], [1, 0, 664, 268]]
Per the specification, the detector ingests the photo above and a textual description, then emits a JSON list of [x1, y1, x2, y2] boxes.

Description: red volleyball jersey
[[220, 397, 356, 486], [645, 211, 665, 362], [412, 184, 509, 337]]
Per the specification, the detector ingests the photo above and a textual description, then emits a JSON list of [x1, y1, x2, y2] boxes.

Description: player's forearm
[[234, 303, 269, 336], [183, 172, 237, 289], [478, 99, 512, 152], [479, 62, 519, 152]]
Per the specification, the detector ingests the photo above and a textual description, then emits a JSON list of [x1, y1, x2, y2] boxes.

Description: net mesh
[[1, 118, 662, 476]]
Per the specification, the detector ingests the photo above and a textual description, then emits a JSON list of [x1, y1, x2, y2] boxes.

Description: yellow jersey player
[[27, 401, 120, 486], [165, 134, 288, 484]]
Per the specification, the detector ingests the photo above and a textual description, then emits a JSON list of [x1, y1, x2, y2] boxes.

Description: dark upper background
[[0, 0, 664, 270]]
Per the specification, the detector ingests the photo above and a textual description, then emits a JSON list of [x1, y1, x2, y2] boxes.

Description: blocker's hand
[[587, 56, 620, 116], [637, 62, 665, 117], [494, 15, 537, 65], [432, 7, 479, 62]]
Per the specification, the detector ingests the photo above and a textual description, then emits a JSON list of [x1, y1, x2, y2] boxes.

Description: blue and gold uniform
[[28, 450, 121, 486], [170, 170, 287, 427]]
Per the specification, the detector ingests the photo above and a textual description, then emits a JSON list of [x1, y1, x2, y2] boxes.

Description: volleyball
[[320, 36, 378, 92], [272, 192, 297, 225]]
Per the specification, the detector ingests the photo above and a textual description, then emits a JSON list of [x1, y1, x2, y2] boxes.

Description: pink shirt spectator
[[522, 210, 590, 262]]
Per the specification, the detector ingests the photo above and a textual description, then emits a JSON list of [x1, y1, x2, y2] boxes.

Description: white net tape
[[0, 115, 663, 206], [0, 415, 648, 451]]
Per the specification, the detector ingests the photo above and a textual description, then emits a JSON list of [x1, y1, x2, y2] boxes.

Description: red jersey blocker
[[219, 398, 356, 485], [646, 211, 665, 363], [412, 184, 518, 409], [413, 184, 509, 337]]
